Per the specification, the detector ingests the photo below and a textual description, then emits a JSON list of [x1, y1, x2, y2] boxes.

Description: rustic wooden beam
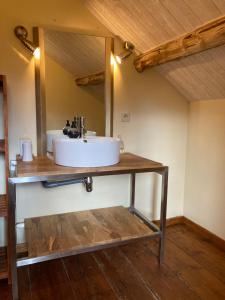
[[75, 71, 105, 86], [134, 15, 225, 72]]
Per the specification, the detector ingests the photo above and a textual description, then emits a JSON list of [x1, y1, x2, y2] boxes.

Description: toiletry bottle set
[[63, 116, 86, 138], [63, 120, 70, 135]]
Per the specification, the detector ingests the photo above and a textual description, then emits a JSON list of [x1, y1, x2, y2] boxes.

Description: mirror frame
[[33, 27, 114, 155]]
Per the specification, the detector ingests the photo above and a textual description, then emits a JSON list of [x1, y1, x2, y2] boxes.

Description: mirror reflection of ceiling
[[44, 30, 105, 78]]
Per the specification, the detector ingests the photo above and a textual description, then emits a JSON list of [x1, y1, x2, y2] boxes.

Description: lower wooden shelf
[[0, 139, 5, 153], [0, 247, 8, 280], [0, 195, 7, 217], [19, 206, 155, 266]]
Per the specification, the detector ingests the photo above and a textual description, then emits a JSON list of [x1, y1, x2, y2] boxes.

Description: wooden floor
[[1, 224, 225, 299]]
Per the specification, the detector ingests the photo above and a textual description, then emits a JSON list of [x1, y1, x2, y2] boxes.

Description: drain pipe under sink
[[42, 176, 93, 192]]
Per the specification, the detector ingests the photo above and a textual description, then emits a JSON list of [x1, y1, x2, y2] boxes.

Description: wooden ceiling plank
[[159, 0, 201, 31], [184, 53, 225, 100], [156, 69, 194, 101], [183, 0, 221, 23], [209, 44, 225, 71], [200, 55, 225, 96], [185, 55, 224, 99], [158, 60, 204, 101], [174, 55, 220, 100], [136, 0, 177, 45], [158, 0, 187, 33], [86, 0, 160, 52], [180, 48, 225, 99], [212, 0, 225, 13], [134, 15, 225, 72], [157, 55, 216, 101]]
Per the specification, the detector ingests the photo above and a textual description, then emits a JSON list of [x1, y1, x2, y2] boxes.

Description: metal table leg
[[159, 167, 168, 264], [8, 181, 19, 300], [130, 173, 136, 210], [129, 170, 168, 264]]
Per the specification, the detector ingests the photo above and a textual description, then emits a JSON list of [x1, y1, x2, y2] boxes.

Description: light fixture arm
[[14, 25, 40, 56], [115, 41, 135, 64]]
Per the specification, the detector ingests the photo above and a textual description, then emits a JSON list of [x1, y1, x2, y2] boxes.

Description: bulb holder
[[124, 41, 135, 52], [14, 25, 39, 56], [115, 41, 135, 64]]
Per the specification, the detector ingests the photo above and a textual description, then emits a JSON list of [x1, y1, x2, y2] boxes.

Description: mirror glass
[[44, 29, 106, 148]]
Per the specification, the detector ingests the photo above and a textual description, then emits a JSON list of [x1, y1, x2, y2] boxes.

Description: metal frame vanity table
[[8, 152, 168, 300]]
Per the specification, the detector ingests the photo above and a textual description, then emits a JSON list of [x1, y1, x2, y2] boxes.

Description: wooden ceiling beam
[[75, 71, 105, 86], [134, 15, 225, 72]]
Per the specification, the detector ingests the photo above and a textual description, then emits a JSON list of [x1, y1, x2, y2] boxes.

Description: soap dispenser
[[63, 120, 71, 135], [68, 121, 80, 138]]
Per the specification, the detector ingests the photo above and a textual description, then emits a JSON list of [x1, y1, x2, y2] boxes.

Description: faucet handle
[[80, 116, 86, 138], [80, 116, 85, 128]]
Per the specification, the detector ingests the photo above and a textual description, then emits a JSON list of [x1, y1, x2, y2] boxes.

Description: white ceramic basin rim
[[53, 137, 120, 167], [46, 129, 96, 152]]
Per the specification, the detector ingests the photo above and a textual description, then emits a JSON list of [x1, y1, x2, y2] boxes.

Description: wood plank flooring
[[1, 224, 225, 299]]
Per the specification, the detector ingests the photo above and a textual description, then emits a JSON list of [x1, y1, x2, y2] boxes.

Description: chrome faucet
[[79, 116, 86, 138]]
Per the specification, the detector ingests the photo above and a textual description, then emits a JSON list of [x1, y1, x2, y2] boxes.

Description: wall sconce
[[115, 41, 135, 64], [14, 26, 40, 59]]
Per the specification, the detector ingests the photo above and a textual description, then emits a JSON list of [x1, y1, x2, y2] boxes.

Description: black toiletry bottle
[[68, 121, 80, 138], [63, 120, 71, 135]]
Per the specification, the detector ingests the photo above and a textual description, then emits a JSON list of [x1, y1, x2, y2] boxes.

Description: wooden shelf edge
[[0, 247, 8, 280], [0, 139, 5, 153], [0, 244, 28, 280], [0, 195, 7, 217], [0, 271, 8, 280], [0, 75, 3, 87], [0, 74, 9, 283]]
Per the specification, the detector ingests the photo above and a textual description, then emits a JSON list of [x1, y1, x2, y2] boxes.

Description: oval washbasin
[[47, 130, 66, 153], [53, 137, 120, 167], [47, 130, 97, 152]]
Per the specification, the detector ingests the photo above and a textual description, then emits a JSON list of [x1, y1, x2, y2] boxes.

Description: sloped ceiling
[[85, 0, 225, 100], [44, 29, 105, 78]]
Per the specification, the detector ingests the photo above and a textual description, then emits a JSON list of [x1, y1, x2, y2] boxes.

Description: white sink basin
[[47, 130, 97, 152], [47, 130, 66, 153], [53, 137, 120, 167]]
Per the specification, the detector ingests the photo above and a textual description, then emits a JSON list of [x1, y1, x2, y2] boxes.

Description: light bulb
[[115, 55, 122, 64], [33, 47, 40, 59], [110, 54, 116, 66]]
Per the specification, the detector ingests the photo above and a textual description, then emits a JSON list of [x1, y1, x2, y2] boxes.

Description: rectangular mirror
[[34, 27, 114, 155]]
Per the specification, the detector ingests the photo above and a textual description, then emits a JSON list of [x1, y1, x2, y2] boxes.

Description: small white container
[[22, 140, 33, 162], [19, 138, 31, 156]]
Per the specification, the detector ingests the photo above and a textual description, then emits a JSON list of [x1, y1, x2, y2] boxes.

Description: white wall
[[0, 1, 189, 246], [184, 100, 225, 240], [113, 44, 189, 220]]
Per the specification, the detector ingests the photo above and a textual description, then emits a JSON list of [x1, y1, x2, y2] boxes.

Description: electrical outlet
[[121, 112, 131, 122]]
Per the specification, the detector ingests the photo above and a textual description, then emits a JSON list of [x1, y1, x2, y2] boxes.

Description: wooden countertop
[[10, 153, 166, 184]]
